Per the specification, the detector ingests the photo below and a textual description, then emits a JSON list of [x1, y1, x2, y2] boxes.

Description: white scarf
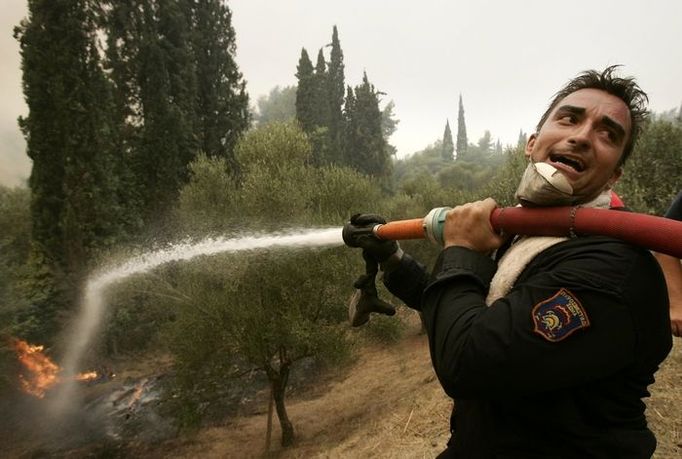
[[485, 190, 613, 305]]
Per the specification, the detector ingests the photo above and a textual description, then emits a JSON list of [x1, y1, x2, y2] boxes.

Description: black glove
[[343, 213, 399, 263]]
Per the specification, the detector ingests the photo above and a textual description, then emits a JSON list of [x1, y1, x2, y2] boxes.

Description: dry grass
[[647, 339, 682, 458], [153, 316, 682, 459]]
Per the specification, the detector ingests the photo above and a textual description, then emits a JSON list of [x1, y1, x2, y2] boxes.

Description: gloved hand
[[343, 213, 400, 263]]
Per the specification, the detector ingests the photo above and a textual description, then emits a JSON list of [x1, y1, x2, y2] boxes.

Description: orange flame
[[12, 339, 60, 398], [75, 371, 98, 381], [12, 338, 100, 398]]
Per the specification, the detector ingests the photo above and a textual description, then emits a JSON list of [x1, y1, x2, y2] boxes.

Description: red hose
[[376, 207, 682, 258]]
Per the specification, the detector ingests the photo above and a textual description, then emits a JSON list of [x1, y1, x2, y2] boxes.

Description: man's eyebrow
[[601, 116, 626, 141], [554, 105, 585, 116]]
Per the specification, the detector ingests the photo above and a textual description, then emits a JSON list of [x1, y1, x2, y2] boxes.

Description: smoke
[[0, 127, 30, 188], [2, 374, 176, 456], [50, 228, 344, 418], [1, 387, 114, 455]]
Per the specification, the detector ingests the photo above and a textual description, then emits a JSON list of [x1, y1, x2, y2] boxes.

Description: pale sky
[[2, 0, 682, 187]]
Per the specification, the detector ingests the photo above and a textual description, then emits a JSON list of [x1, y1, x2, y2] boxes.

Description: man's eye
[[602, 129, 617, 142], [559, 114, 577, 124]]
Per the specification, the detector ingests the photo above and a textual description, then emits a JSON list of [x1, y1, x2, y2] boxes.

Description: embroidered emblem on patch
[[532, 288, 590, 342]]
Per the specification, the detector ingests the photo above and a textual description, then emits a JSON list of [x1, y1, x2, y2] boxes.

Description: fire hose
[[343, 206, 682, 326]]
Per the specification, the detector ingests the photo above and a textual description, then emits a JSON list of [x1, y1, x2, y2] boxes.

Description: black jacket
[[384, 236, 672, 458]]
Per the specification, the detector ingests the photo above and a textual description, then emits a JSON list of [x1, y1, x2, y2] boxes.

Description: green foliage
[[441, 120, 455, 161], [164, 121, 395, 439], [327, 26, 346, 166], [393, 139, 509, 197], [15, 0, 128, 339], [17, 0, 122, 277], [295, 48, 316, 133], [177, 154, 237, 235], [481, 145, 528, 207], [344, 73, 391, 178], [0, 186, 31, 344], [103, 0, 249, 226], [102, 273, 179, 356], [381, 101, 400, 157], [235, 122, 311, 174], [616, 119, 682, 214], [456, 94, 468, 159], [233, 123, 312, 227], [295, 28, 392, 176], [191, 0, 250, 163], [309, 165, 382, 223], [255, 85, 297, 125]]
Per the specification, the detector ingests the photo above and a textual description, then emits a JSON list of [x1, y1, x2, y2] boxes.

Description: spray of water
[[49, 228, 343, 416]]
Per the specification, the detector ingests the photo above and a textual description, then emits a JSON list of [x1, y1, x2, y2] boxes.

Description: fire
[[11, 338, 100, 398], [12, 339, 60, 398], [75, 371, 98, 381]]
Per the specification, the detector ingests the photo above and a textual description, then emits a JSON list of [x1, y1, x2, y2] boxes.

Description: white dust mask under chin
[[515, 161, 576, 207]]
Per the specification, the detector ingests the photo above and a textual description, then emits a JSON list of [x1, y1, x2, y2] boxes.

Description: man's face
[[525, 88, 631, 203]]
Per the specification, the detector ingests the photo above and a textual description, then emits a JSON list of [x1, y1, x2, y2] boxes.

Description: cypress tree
[[495, 139, 503, 156], [103, 0, 249, 227], [107, 0, 200, 225], [16, 0, 121, 273], [517, 129, 528, 149], [101, 0, 146, 234], [312, 48, 331, 130], [16, 0, 121, 335], [477, 130, 493, 156], [295, 48, 315, 133], [190, 0, 249, 167], [343, 84, 356, 164], [308, 48, 331, 166], [327, 26, 345, 164], [456, 94, 468, 160], [345, 73, 390, 177], [125, 0, 200, 224], [441, 119, 455, 161], [381, 100, 399, 158]]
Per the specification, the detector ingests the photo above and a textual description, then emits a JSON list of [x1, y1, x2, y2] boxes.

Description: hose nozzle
[[342, 221, 382, 247]]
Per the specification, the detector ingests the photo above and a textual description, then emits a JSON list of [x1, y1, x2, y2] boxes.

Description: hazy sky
[[2, 0, 682, 187]]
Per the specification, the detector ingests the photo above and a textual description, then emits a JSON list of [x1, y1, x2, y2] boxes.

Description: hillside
[[144, 316, 682, 459], [4, 314, 680, 458]]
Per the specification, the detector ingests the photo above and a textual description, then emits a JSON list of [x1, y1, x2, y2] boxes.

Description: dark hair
[[536, 65, 649, 165]]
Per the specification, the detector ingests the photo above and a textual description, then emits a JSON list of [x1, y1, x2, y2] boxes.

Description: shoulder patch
[[532, 288, 590, 342]]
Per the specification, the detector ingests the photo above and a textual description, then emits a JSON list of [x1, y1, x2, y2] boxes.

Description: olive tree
[[169, 121, 382, 446]]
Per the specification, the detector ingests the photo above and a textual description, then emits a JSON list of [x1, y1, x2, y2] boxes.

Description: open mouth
[[550, 153, 585, 172]]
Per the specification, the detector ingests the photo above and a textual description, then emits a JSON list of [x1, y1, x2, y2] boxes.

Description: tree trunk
[[272, 365, 294, 446], [265, 347, 295, 447], [264, 386, 273, 452]]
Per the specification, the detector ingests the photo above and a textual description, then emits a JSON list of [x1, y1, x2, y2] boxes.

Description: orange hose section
[[376, 207, 682, 258], [374, 218, 425, 241]]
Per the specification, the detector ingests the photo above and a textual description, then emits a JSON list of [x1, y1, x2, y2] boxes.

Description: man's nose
[[566, 123, 592, 150]]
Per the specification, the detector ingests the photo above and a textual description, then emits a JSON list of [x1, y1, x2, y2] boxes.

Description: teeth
[[551, 154, 582, 172]]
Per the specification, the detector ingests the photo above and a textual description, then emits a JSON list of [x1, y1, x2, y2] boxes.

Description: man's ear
[[524, 133, 537, 158]]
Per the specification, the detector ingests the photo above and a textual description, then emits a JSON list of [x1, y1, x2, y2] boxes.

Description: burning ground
[[2, 316, 681, 458], [1, 339, 176, 457]]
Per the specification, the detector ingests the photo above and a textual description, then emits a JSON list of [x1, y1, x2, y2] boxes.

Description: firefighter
[[346, 66, 671, 458]]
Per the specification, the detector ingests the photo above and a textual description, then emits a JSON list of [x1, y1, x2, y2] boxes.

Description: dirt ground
[[147, 314, 682, 459]]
